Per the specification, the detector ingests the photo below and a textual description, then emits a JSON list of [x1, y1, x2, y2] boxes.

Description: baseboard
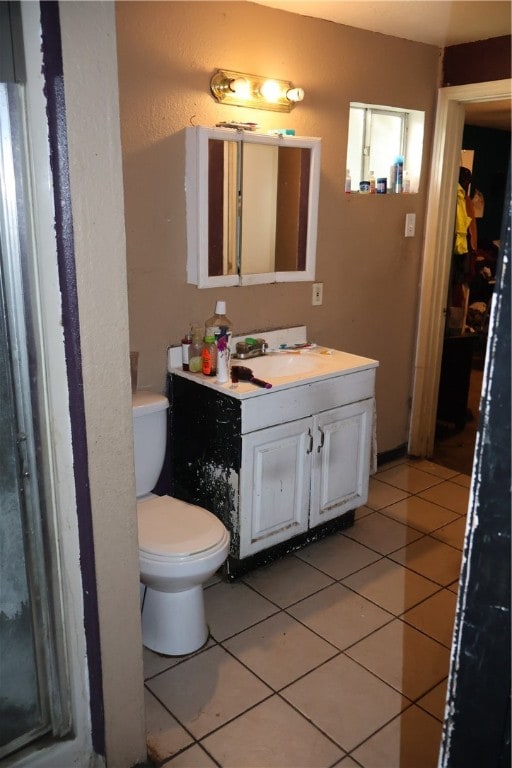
[[377, 443, 408, 467]]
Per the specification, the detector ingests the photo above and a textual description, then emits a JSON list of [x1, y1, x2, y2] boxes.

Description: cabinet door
[[309, 399, 374, 528], [239, 418, 312, 558]]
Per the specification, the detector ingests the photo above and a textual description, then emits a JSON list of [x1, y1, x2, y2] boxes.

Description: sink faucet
[[234, 338, 268, 359]]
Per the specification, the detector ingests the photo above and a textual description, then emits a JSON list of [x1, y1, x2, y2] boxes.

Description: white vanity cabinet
[[239, 416, 312, 557], [168, 349, 377, 575], [238, 383, 374, 558]]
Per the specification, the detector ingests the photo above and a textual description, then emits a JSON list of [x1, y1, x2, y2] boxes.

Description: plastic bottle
[[394, 155, 404, 193], [369, 170, 376, 194], [344, 169, 351, 194], [403, 170, 411, 194], [389, 164, 396, 193], [216, 334, 230, 384], [201, 330, 217, 376], [206, 301, 233, 344], [181, 328, 192, 371], [188, 325, 203, 373]]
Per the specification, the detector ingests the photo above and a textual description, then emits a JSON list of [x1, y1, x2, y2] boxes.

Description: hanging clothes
[[454, 183, 473, 255]]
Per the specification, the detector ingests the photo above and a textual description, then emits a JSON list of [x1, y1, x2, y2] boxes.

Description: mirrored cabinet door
[[186, 126, 321, 288]]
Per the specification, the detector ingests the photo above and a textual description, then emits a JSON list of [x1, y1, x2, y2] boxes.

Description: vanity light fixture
[[210, 68, 304, 113]]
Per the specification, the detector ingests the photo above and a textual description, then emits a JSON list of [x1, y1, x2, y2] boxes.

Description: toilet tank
[[132, 391, 168, 497]]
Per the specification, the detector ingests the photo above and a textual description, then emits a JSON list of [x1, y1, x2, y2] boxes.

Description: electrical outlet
[[312, 282, 323, 306], [405, 213, 416, 237]]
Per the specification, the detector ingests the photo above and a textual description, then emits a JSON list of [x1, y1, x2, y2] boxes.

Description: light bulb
[[287, 87, 304, 103], [229, 77, 251, 99], [260, 79, 281, 103]]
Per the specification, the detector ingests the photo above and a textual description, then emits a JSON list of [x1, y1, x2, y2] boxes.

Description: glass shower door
[[0, 82, 68, 760], [0, 260, 50, 756]]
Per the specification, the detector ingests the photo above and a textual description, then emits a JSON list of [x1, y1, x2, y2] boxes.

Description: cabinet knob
[[306, 429, 314, 454], [317, 426, 325, 453]]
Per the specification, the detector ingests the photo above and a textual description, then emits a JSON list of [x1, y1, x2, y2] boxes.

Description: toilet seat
[[137, 495, 227, 560]]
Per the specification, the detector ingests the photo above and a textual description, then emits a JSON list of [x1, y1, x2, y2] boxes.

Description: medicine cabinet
[[185, 126, 321, 288]]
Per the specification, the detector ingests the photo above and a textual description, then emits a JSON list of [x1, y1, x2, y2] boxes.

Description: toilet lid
[[137, 495, 227, 557]]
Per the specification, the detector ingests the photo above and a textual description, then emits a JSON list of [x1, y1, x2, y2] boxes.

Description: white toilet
[[133, 391, 230, 656]]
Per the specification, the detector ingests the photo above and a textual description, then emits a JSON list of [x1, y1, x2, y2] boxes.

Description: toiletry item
[[403, 170, 411, 194], [369, 171, 376, 194], [188, 325, 203, 373], [376, 177, 387, 194], [345, 169, 351, 194], [389, 164, 396, 193], [359, 180, 370, 194], [216, 334, 230, 384], [206, 301, 233, 344], [394, 155, 404, 193], [181, 328, 192, 371], [231, 365, 272, 389], [201, 330, 217, 376]]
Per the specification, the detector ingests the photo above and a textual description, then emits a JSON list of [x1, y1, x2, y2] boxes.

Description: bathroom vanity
[[167, 330, 378, 577]]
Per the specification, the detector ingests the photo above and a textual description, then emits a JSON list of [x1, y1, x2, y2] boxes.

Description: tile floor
[[143, 458, 471, 768]]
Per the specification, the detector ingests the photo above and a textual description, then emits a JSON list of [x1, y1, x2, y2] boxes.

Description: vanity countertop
[[169, 347, 378, 400]]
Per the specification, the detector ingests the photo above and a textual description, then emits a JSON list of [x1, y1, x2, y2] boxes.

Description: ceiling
[[252, 0, 511, 130], [251, 1, 511, 47]]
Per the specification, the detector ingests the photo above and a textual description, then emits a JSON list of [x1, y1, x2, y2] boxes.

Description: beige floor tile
[[450, 473, 472, 488], [295, 532, 382, 580], [165, 744, 218, 767], [146, 645, 271, 739], [143, 646, 181, 680], [417, 678, 448, 722], [402, 589, 457, 648], [376, 458, 408, 472], [346, 619, 450, 700], [367, 478, 410, 510], [202, 695, 345, 768], [241, 553, 334, 607], [282, 654, 406, 752], [355, 504, 374, 520], [352, 704, 443, 768], [342, 558, 440, 616], [430, 515, 468, 550], [343, 512, 423, 555], [287, 582, 393, 650], [143, 640, 216, 681], [376, 464, 444, 494], [389, 536, 462, 586], [224, 611, 338, 690], [418, 480, 470, 515], [204, 580, 278, 641], [144, 688, 193, 764], [379, 495, 459, 534], [406, 459, 459, 480]]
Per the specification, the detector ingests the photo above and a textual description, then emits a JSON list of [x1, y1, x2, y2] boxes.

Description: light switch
[[405, 213, 416, 237]]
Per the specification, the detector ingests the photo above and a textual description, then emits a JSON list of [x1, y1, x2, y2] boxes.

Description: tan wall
[[60, 3, 147, 765], [116, 1, 441, 453]]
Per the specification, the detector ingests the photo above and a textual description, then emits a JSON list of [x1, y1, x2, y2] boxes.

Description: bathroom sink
[[241, 352, 321, 380]]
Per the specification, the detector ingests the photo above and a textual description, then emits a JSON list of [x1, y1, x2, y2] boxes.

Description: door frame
[[408, 78, 512, 458]]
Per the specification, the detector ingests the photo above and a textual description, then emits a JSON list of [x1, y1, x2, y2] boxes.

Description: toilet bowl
[[133, 391, 230, 656]]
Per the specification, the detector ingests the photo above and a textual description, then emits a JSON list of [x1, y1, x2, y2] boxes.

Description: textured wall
[[59, 3, 147, 765], [116, 0, 440, 453]]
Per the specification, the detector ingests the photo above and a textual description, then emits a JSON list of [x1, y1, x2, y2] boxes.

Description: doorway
[[408, 78, 512, 464], [431, 117, 509, 475]]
